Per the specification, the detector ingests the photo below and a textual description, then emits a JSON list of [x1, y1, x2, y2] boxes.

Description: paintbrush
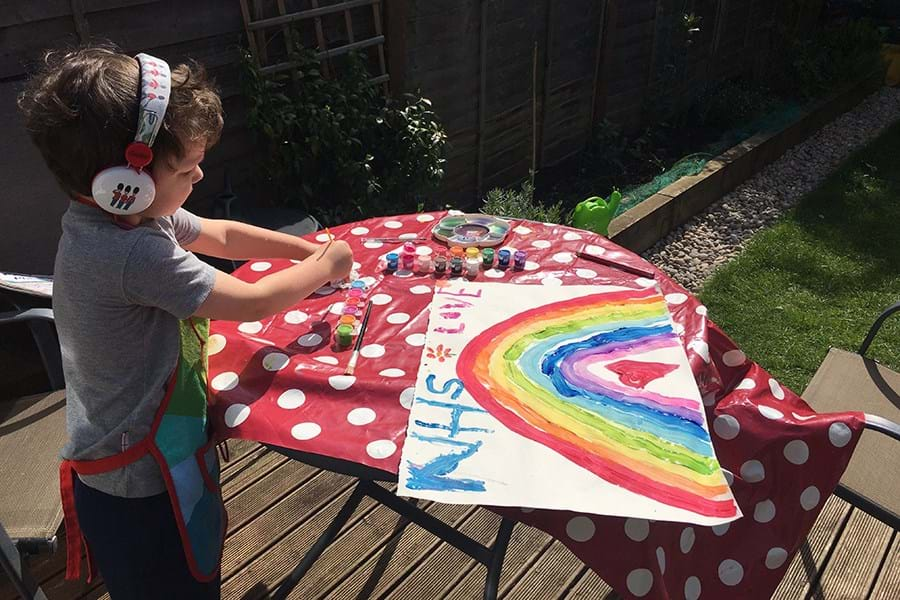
[[344, 300, 373, 376], [316, 227, 334, 261], [575, 251, 657, 280]]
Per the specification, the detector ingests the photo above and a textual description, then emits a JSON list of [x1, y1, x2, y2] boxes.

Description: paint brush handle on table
[[575, 251, 656, 280], [345, 300, 374, 375]]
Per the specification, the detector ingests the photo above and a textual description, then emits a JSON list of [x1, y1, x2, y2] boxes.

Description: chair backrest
[[802, 348, 900, 527]]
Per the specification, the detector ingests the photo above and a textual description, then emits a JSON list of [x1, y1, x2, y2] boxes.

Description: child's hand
[[323, 240, 353, 279]]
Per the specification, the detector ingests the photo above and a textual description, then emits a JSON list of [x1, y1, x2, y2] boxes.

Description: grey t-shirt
[[54, 203, 216, 497]]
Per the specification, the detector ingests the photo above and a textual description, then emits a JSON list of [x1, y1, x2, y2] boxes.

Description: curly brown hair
[[18, 45, 224, 198]]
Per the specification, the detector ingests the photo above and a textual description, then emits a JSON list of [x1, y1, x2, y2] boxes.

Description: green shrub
[[241, 47, 447, 225], [481, 178, 565, 225]]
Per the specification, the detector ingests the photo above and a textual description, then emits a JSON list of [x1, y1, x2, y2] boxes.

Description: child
[[18, 45, 353, 599]]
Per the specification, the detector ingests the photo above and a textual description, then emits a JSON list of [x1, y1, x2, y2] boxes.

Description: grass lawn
[[698, 120, 900, 395]]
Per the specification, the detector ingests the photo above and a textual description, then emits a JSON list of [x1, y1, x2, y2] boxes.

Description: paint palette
[[431, 214, 510, 248]]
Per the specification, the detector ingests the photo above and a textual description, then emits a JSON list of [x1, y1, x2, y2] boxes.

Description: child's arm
[[184, 217, 322, 261], [193, 240, 353, 322]]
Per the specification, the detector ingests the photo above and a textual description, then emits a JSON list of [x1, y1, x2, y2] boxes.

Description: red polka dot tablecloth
[[208, 211, 865, 599]]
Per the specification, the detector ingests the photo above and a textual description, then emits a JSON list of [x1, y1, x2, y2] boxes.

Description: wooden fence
[[2, 0, 794, 273]]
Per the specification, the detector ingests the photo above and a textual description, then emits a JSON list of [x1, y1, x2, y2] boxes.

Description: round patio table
[[208, 211, 865, 599]]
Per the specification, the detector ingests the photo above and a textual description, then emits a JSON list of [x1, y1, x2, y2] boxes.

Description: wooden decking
[[3, 440, 897, 599]]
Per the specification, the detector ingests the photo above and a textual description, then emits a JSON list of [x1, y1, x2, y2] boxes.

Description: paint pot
[[338, 315, 356, 327], [386, 252, 399, 271], [344, 296, 361, 307], [342, 305, 360, 317], [348, 288, 364, 299], [403, 241, 417, 255], [498, 249, 511, 268], [401, 252, 415, 271], [465, 257, 480, 278], [351, 280, 367, 290], [465, 247, 480, 260], [450, 256, 463, 275], [450, 246, 465, 259], [336, 324, 354, 347], [416, 254, 432, 274], [481, 248, 494, 269], [513, 250, 527, 270], [434, 254, 447, 275]]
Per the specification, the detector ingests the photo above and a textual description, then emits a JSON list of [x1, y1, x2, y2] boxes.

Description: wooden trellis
[[238, 0, 390, 92]]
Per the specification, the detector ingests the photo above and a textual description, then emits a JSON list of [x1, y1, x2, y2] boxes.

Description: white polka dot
[[329, 302, 346, 315], [366, 439, 396, 459], [829, 422, 852, 448], [553, 252, 575, 264], [250, 261, 272, 272], [680, 527, 695, 553], [563, 232, 583, 241], [211, 372, 239, 391], [793, 412, 817, 421], [277, 389, 306, 409], [672, 322, 686, 336], [513, 225, 532, 235], [360, 344, 385, 358], [635, 277, 656, 288], [684, 576, 701, 600], [722, 350, 746, 367], [541, 276, 563, 286], [769, 378, 785, 400], [695, 305, 708, 316], [238, 321, 263, 334], [416, 214, 435, 222], [315, 232, 334, 242], [584, 244, 605, 256], [688, 340, 710, 363], [314, 356, 339, 366], [347, 407, 376, 426], [384, 220, 403, 229], [575, 268, 597, 279], [328, 375, 356, 390], [523, 260, 540, 271], [754, 500, 776, 523], [371, 293, 393, 305], [364, 241, 384, 249], [350, 226, 370, 235], [410, 285, 432, 295], [400, 387, 415, 409], [740, 460, 765, 483], [224, 403, 250, 427], [379, 368, 405, 378], [284, 310, 309, 324], [291, 422, 321, 440], [723, 469, 734, 486], [800, 486, 820, 510], [298, 333, 323, 347], [626, 568, 653, 597], [447, 209, 464, 216], [766, 548, 788, 570], [415, 246, 433, 256], [386, 312, 410, 324], [718, 559, 743, 586], [784, 440, 809, 465], [531, 239, 551, 249], [262, 352, 289, 371], [208, 334, 226, 356], [665, 293, 688, 305], [405, 333, 426, 346], [735, 378, 756, 390], [713, 415, 740, 440], [712, 523, 730, 536], [759, 405, 785, 420], [484, 268, 506, 278], [624, 518, 650, 542], [398, 233, 419, 240], [656, 547, 666, 575], [565, 516, 595, 542]]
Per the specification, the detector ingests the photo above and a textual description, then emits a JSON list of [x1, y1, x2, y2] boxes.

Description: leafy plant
[[481, 177, 565, 225], [692, 79, 780, 130], [241, 46, 447, 224]]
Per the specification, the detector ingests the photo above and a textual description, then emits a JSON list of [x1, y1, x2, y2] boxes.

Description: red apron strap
[[59, 439, 151, 581]]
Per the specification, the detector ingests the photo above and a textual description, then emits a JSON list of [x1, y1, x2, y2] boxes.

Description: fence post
[[476, 0, 488, 198], [591, 0, 617, 134], [384, 0, 407, 98]]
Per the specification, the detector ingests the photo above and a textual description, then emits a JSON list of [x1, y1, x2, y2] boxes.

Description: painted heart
[[607, 360, 679, 388], [456, 287, 736, 518]]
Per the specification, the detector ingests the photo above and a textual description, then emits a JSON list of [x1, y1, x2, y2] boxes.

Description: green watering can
[[571, 190, 622, 236]]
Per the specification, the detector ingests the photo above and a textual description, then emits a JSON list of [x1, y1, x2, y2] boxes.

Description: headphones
[[91, 53, 171, 215]]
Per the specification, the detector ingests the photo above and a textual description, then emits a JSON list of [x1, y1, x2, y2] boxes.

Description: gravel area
[[642, 86, 900, 293]]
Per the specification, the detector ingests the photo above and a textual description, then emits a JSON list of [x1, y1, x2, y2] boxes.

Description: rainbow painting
[[398, 281, 740, 525]]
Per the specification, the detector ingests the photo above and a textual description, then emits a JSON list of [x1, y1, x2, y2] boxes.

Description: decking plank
[[503, 539, 588, 599], [564, 565, 617, 598], [869, 533, 900, 600]]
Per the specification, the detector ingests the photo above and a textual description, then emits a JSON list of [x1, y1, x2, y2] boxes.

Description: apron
[[59, 317, 227, 583]]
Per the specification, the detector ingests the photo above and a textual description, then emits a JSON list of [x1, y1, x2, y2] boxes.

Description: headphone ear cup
[[91, 166, 156, 215]]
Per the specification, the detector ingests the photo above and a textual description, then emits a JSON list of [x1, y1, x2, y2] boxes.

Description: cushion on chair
[[0, 390, 67, 541], [802, 348, 900, 523]]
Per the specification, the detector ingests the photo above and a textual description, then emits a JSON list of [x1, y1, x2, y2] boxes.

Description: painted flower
[[426, 344, 455, 362]]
